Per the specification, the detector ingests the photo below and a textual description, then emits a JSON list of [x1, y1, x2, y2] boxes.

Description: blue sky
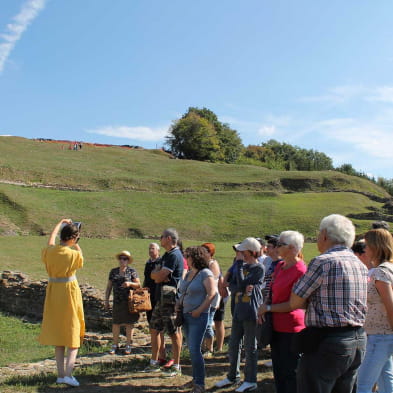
[[1, 0, 393, 179]]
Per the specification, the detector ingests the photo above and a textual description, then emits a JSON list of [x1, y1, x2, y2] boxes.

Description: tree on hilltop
[[166, 107, 243, 163]]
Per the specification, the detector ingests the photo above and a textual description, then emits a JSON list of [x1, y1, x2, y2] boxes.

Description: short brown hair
[[185, 246, 210, 270]]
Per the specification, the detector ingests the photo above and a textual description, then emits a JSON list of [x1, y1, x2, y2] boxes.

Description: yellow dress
[[38, 245, 85, 348]]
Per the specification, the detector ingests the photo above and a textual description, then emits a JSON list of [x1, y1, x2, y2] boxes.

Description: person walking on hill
[[145, 228, 184, 376], [39, 218, 84, 387], [290, 214, 368, 393]]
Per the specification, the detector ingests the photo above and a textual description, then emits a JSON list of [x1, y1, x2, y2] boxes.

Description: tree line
[[165, 107, 393, 196]]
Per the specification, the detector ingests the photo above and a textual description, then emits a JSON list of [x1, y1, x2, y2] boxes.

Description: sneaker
[[109, 344, 118, 355], [124, 344, 132, 355], [235, 382, 257, 392], [56, 377, 65, 384], [163, 365, 181, 377], [143, 363, 162, 373], [63, 376, 80, 387], [163, 358, 174, 368], [215, 377, 238, 388], [203, 351, 213, 359]]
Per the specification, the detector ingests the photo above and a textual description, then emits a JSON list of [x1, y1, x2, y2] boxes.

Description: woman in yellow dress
[[39, 218, 84, 387]]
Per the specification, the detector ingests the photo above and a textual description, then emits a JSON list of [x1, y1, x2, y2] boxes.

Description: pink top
[[272, 260, 307, 333]]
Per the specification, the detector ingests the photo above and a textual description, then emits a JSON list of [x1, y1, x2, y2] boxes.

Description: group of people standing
[[38, 216, 393, 393]]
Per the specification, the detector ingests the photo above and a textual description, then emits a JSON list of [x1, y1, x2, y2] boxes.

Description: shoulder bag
[[128, 287, 152, 314]]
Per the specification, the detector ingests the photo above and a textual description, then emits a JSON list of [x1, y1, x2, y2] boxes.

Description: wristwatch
[[267, 304, 272, 312]]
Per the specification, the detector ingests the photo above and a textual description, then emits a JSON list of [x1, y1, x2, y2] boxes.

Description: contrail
[[0, 0, 47, 74]]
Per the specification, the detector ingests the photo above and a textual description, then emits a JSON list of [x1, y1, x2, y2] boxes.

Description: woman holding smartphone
[[39, 218, 84, 387]]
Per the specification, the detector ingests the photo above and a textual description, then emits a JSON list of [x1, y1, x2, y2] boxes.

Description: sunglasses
[[119, 256, 129, 261], [277, 241, 288, 247]]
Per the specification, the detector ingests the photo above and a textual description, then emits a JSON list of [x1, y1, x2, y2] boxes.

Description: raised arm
[[48, 218, 72, 246]]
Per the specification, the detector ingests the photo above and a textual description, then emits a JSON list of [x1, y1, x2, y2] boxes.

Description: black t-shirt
[[155, 247, 184, 298]]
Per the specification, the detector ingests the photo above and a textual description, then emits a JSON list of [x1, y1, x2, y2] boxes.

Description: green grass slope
[[0, 136, 391, 240]]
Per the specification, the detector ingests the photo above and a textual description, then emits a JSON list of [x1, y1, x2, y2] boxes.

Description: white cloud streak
[[0, 0, 47, 74], [315, 117, 393, 160], [87, 125, 169, 142], [300, 84, 393, 105], [258, 125, 276, 137]]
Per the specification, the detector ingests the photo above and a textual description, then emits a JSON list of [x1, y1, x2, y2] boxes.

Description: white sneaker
[[56, 377, 65, 384], [215, 377, 238, 388], [235, 381, 257, 392], [63, 376, 80, 387]]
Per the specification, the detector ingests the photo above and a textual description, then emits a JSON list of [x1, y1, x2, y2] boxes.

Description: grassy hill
[[0, 136, 392, 240]]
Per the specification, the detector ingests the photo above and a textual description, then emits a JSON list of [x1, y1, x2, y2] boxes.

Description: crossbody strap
[[179, 270, 201, 306]]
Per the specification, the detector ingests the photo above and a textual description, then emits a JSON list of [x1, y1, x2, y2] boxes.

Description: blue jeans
[[357, 334, 393, 393], [203, 308, 216, 340], [297, 327, 366, 393], [183, 312, 209, 386], [271, 331, 299, 393], [227, 318, 258, 383]]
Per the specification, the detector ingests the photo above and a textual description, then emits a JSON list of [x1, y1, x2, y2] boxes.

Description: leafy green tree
[[166, 107, 243, 163], [243, 140, 334, 171], [166, 112, 221, 161]]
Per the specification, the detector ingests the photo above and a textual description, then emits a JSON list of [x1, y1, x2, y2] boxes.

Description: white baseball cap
[[235, 237, 261, 252]]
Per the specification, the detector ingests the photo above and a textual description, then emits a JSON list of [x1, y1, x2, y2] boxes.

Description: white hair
[[319, 214, 355, 248], [149, 242, 160, 251], [279, 231, 304, 253]]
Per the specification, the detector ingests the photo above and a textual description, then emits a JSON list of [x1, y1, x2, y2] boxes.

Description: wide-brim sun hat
[[115, 250, 133, 262], [236, 237, 261, 252]]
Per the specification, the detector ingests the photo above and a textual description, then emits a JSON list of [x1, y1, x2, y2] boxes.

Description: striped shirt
[[292, 245, 368, 328]]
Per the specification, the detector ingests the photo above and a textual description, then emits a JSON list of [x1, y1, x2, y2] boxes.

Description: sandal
[[109, 344, 118, 355], [124, 344, 132, 355]]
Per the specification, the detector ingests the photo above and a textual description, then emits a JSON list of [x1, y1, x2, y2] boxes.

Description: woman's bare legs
[[214, 320, 225, 351], [55, 346, 65, 378], [65, 347, 79, 377], [112, 324, 120, 346], [125, 324, 134, 346]]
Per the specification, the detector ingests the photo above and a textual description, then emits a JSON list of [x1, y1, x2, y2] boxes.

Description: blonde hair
[[364, 229, 393, 265]]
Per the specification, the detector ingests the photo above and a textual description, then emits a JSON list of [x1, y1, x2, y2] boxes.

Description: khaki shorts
[[149, 300, 177, 335]]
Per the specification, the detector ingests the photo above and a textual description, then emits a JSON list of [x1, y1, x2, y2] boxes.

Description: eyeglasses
[[119, 256, 129, 261], [277, 241, 288, 247]]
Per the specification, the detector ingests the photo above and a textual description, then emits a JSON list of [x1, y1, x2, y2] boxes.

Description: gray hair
[[279, 230, 304, 253], [149, 242, 160, 251], [162, 228, 179, 245], [319, 214, 355, 248]]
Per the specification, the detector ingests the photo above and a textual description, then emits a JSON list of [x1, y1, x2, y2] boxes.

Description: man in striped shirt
[[290, 214, 368, 393]]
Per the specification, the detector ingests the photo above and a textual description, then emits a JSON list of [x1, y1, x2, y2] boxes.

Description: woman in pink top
[[258, 230, 306, 393]]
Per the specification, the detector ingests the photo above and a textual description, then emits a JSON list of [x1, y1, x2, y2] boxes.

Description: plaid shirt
[[292, 245, 368, 328]]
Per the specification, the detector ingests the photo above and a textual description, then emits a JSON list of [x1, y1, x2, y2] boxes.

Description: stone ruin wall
[[0, 271, 148, 337]]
